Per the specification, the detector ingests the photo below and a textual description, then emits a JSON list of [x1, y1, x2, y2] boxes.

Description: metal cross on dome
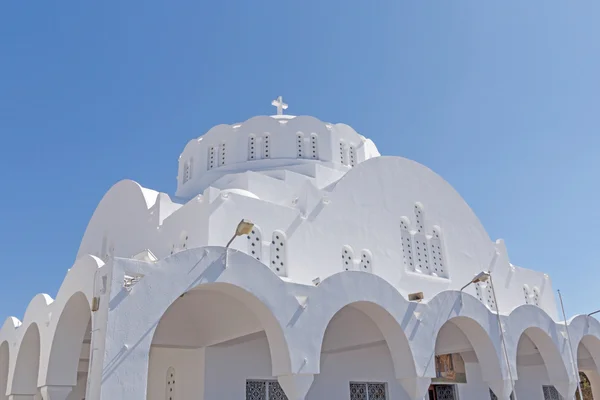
[[271, 96, 288, 115]]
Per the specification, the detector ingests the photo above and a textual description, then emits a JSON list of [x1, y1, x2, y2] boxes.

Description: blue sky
[[0, 1, 598, 320]]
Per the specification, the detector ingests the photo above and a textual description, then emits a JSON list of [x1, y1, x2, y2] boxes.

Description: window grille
[[542, 386, 563, 400], [246, 380, 288, 400], [349, 382, 387, 400]]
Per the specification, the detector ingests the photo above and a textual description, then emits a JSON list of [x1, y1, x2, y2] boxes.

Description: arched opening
[[577, 372, 594, 400], [46, 292, 92, 398], [576, 336, 600, 400], [310, 302, 412, 399], [11, 324, 41, 397], [0, 341, 9, 400], [146, 284, 288, 400], [514, 327, 570, 400], [432, 317, 506, 400]]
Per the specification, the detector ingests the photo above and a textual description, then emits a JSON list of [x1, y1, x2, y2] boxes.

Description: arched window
[[208, 146, 216, 170], [166, 367, 176, 400], [400, 218, 414, 271], [413, 204, 430, 274], [296, 132, 304, 158], [475, 283, 484, 303], [430, 227, 447, 278], [270, 230, 287, 276], [523, 284, 531, 305], [310, 133, 318, 159], [218, 142, 227, 166], [182, 160, 191, 184], [342, 245, 355, 271], [533, 287, 540, 306], [263, 134, 270, 158], [247, 225, 263, 261], [339, 140, 348, 165], [359, 249, 373, 272], [248, 135, 256, 160], [349, 145, 357, 167], [486, 284, 497, 311]]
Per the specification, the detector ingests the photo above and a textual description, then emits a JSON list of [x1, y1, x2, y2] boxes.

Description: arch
[[145, 248, 299, 376], [514, 326, 572, 398], [45, 292, 92, 387], [0, 341, 9, 400], [99, 248, 300, 399], [270, 230, 288, 277], [434, 316, 505, 384], [332, 300, 416, 379], [577, 335, 600, 374], [295, 271, 418, 379], [147, 281, 293, 399], [576, 334, 600, 399], [11, 323, 41, 396]]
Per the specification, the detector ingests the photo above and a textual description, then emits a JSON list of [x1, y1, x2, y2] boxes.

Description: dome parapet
[[176, 113, 380, 199]]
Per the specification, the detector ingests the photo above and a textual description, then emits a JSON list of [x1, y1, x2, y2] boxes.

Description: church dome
[[175, 97, 380, 199]]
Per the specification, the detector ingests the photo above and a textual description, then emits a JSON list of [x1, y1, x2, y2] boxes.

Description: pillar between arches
[[487, 379, 515, 400], [39, 386, 73, 400], [277, 374, 314, 400], [397, 377, 431, 400], [553, 380, 578, 400]]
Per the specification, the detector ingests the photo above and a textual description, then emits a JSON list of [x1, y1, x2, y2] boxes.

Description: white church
[[1, 97, 599, 400]]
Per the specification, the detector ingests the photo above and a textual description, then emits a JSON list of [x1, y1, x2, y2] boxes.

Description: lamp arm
[[225, 233, 237, 249]]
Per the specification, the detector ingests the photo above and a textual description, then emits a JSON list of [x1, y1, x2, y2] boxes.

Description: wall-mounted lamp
[[224, 219, 254, 268], [226, 219, 255, 249], [460, 271, 491, 291], [408, 292, 424, 302]]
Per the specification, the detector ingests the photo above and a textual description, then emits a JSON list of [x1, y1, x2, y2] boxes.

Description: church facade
[[1, 98, 599, 400]]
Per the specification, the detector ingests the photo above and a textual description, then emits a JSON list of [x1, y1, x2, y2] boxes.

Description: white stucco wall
[[2, 113, 600, 400], [147, 348, 205, 400]]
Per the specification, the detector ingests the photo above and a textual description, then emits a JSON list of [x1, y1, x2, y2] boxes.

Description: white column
[[277, 374, 314, 400], [397, 377, 431, 400], [39, 386, 72, 400]]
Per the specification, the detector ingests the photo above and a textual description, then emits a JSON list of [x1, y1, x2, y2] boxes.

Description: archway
[[45, 292, 92, 398], [11, 324, 41, 398], [146, 283, 289, 400], [576, 336, 600, 400], [310, 302, 414, 399], [514, 327, 570, 399], [432, 317, 507, 400], [0, 341, 8, 400]]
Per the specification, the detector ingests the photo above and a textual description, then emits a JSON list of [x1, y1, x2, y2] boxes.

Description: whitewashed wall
[[147, 348, 205, 400]]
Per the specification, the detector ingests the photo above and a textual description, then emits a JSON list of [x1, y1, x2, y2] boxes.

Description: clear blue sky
[[0, 1, 598, 321]]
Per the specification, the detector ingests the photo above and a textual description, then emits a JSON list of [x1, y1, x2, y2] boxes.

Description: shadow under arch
[[436, 316, 504, 382], [10, 323, 41, 397], [44, 291, 92, 387], [0, 341, 8, 400], [296, 271, 418, 379], [514, 326, 572, 398], [147, 280, 292, 383], [334, 300, 416, 379]]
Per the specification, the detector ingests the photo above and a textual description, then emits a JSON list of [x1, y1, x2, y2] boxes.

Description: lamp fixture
[[408, 292, 424, 302], [226, 219, 255, 249]]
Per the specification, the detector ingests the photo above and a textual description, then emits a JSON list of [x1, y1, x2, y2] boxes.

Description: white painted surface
[[1, 111, 599, 400], [147, 348, 205, 400]]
